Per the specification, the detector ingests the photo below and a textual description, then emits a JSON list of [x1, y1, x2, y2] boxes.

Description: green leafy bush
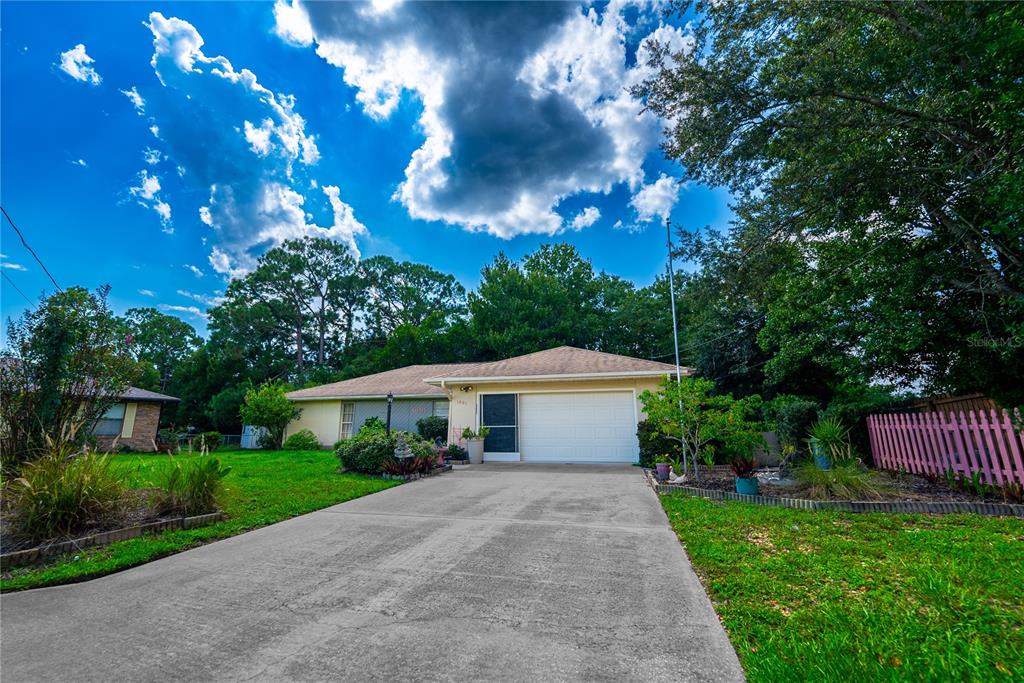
[[154, 457, 232, 516], [196, 431, 222, 452], [156, 428, 179, 452], [763, 395, 820, 449], [7, 453, 127, 540], [283, 429, 321, 451], [336, 430, 433, 474], [239, 380, 301, 450], [360, 416, 386, 434], [637, 419, 683, 468], [416, 415, 448, 442], [445, 443, 468, 461]]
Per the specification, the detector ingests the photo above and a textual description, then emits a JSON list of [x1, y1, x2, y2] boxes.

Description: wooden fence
[[867, 410, 1024, 487]]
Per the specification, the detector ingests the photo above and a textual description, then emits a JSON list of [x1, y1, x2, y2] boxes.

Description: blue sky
[[1, 1, 732, 335]]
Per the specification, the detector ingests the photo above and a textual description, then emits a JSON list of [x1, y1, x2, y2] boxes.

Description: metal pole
[[665, 217, 687, 479], [386, 392, 393, 435]]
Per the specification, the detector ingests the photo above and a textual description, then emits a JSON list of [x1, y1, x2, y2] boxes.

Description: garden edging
[[1, 512, 227, 570], [644, 470, 1024, 517]]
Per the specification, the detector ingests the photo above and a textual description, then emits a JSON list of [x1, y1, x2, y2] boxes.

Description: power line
[[2, 270, 34, 307], [1, 206, 63, 292]]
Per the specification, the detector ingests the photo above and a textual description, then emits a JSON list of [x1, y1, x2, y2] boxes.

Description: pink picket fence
[[867, 410, 1024, 487]]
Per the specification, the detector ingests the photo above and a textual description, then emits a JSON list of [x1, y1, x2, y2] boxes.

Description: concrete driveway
[[1, 464, 743, 682]]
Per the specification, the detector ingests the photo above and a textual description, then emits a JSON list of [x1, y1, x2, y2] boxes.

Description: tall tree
[[637, 0, 1024, 404], [124, 308, 201, 391], [360, 255, 466, 339]]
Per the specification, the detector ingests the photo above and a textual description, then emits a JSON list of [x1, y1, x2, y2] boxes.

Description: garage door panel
[[520, 392, 638, 463]]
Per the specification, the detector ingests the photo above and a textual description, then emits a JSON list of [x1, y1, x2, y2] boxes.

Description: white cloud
[[278, 3, 692, 239], [128, 169, 174, 232], [630, 173, 680, 223], [143, 148, 162, 165], [150, 125, 161, 138], [569, 206, 601, 231], [138, 288, 157, 297], [0, 262, 28, 271], [159, 304, 208, 320], [141, 13, 354, 278], [71, 158, 87, 167], [121, 86, 146, 113], [612, 219, 623, 229], [176, 289, 225, 306], [57, 43, 101, 85], [184, 264, 204, 278]]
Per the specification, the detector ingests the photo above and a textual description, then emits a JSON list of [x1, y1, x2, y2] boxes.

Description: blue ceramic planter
[[735, 477, 759, 495], [814, 454, 832, 470]]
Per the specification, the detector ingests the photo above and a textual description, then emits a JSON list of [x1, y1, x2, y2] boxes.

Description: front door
[[481, 393, 517, 460]]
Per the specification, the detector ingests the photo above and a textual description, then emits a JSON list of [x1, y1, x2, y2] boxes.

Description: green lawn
[[1, 448, 399, 592], [661, 494, 1024, 682]]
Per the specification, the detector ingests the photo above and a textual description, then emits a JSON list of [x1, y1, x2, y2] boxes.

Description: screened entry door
[[480, 394, 517, 458]]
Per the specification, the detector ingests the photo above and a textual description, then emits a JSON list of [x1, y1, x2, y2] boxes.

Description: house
[[285, 346, 689, 463], [93, 387, 180, 452]]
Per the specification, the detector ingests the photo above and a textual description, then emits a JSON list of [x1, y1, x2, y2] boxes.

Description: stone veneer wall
[[96, 401, 164, 452]]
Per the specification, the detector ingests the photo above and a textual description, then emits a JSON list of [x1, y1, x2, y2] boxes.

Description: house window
[[94, 403, 126, 437], [433, 400, 449, 418], [339, 402, 355, 440]]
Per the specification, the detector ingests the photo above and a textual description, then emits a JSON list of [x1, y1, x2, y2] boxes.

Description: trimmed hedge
[[283, 429, 321, 451]]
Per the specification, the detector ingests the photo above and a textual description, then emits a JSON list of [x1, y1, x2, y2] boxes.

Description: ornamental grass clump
[[792, 462, 886, 500], [154, 457, 231, 516], [7, 451, 127, 541]]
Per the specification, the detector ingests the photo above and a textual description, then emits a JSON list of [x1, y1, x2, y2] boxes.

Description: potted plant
[[462, 426, 489, 464], [731, 455, 759, 495], [654, 454, 671, 481], [807, 417, 850, 470]]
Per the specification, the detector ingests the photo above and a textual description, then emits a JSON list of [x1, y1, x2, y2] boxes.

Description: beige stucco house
[[285, 346, 689, 463]]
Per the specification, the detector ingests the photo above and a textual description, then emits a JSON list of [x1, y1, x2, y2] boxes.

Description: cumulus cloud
[[57, 43, 101, 85], [138, 288, 156, 297], [143, 148, 162, 165], [128, 169, 174, 233], [177, 289, 225, 306], [159, 304, 208, 320], [274, 1, 691, 238], [121, 86, 146, 113], [630, 173, 680, 223], [137, 12, 362, 276], [570, 206, 601, 231]]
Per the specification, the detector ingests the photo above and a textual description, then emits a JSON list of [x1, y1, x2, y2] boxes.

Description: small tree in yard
[[239, 380, 300, 450], [0, 286, 139, 469], [640, 377, 764, 481]]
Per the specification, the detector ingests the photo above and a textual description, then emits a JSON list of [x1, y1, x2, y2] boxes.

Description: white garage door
[[519, 392, 639, 463]]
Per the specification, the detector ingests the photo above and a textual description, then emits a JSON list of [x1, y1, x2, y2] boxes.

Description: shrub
[[807, 416, 854, 464], [445, 443, 468, 461], [154, 457, 232, 516], [637, 419, 682, 468], [239, 380, 301, 450], [792, 462, 886, 500], [416, 415, 448, 442], [283, 429, 321, 451], [7, 452, 127, 540], [360, 416, 386, 434], [196, 431, 222, 452], [824, 383, 899, 459], [156, 428, 179, 453], [336, 430, 433, 474], [763, 395, 820, 449]]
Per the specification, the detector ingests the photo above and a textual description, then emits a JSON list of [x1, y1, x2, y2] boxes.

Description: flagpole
[[665, 216, 687, 479]]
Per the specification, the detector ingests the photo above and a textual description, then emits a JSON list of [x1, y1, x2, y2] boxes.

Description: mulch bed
[[657, 470, 1021, 505]]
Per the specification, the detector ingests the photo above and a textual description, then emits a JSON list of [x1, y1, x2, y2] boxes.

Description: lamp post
[[386, 392, 394, 435]]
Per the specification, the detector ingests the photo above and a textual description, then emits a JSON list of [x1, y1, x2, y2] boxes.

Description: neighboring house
[[285, 346, 689, 464], [93, 387, 180, 452]]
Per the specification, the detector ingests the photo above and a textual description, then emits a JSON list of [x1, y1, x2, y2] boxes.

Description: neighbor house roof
[[423, 346, 688, 384], [285, 363, 473, 401], [120, 387, 180, 402]]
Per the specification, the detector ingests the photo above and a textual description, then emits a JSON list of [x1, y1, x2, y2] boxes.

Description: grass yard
[[661, 495, 1024, 682], [1, 448, 399, 592]]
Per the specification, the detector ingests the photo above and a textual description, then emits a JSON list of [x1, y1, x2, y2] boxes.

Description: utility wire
[[2, 270, 34, 306], [1, 206, 63, 292]]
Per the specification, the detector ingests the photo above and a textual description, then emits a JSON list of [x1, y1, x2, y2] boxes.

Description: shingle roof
[[285, 363, 473, 400], [120, 387, 181, 402], [426, 346, 687, 382]]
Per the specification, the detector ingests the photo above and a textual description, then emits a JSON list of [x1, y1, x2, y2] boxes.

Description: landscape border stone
[[644, 470, 1024, 518], [1, 512, 227, 570]]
